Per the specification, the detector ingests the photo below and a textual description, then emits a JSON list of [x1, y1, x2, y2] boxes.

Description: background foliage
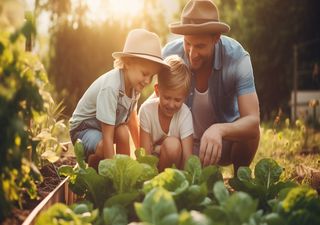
[[33, 0, 320, 118]]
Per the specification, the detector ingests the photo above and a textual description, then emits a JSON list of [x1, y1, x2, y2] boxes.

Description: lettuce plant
[[135, 187, 179, 225], [229, 158, 297, 211], [35, 202, 98, 225], [59, 141, 111, 209]]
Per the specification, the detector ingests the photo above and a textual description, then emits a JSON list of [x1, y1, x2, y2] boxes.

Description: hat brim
[[112, 52, 170, 69], [169, 21, 230, 35]]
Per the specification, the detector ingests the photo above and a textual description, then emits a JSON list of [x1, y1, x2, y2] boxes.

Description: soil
[[1, 155, 76, 225]]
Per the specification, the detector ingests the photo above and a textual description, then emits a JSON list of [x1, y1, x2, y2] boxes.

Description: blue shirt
[[162, 35, 256, 123]]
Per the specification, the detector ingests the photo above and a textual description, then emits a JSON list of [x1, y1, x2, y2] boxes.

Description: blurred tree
[[217, 0, 320, 119]]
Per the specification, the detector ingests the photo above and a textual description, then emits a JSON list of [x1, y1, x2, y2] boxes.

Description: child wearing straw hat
[[162, 0, 260, 173], [69, 29, 169, 169], [139, 55, 193, 171]]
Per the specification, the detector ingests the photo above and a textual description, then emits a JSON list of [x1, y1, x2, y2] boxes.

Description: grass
[[221, 119, 320, 183], [253, 119, 320, 184]]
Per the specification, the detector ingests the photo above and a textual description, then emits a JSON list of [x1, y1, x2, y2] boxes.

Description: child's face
[[155, 84, 186, 118], [126, 59, 161, 93]]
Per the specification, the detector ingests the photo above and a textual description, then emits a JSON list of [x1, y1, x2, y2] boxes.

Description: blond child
[[69, 29, 169, 169], [138, 55, 193, 171]]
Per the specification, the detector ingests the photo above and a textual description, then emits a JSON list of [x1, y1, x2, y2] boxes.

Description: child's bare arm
[[181, 134, 193, 168], [128, 109, 140, 148], [101, 122, 115, 158], [140, 128, 153, 155]]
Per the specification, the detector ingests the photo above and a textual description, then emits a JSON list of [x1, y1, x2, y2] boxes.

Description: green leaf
[[238, 167, 253, 182], [185, 183, 208, 205], [184, 155, 202, 185], [98, 155, 144, 193], [268, 181, 297, 199], [213, 181, 229, 206], [254, 158, 283, 188], [58, 165, 75, 178], [143, 168, 189, 196], [179, 210, 211, 225], [200, 165, 223, 192], [104, 192, 140, 208], [263, 213, 286, 225], [134, 188, 178, 225], [204, 206, 228, 225], [158, 213, 179, 225], [74, 140, 87, 169], [135, 148, 159, 167], [76, 167, 110, 208], [103, 205, 128, 225], [41, 150, 59, 163], [35, 203, 82, 225], [224, 192, 258, 224], [137, 163, 158, 184]]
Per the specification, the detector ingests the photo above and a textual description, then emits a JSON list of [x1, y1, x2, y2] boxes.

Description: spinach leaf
[[102, 205, 128, 225], [143, 168, 189, 196], [134, 188, 179, 225], [229, 158, 296, 211]]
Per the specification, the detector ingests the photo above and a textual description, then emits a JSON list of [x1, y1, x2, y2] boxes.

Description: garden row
[[35, 141, 320, 225]]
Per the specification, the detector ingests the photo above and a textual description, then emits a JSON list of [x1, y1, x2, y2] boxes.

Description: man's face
[[183, 34, 219, 72]]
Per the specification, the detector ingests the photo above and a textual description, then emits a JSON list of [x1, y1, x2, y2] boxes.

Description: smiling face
[[155, 84, 187, 118], [183, 34, 220, 72], [124, 57, 162, 93]]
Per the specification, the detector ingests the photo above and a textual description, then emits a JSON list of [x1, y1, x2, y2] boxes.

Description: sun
[[85, 0, 144, 23]]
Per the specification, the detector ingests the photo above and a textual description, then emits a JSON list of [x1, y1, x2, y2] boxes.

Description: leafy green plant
[[99, 154, 158, 194], [0, 4, 49, 220], [271, 186, 320, 225], [59, 143, 159, 211], [29, 98, 69, 167], [142, 156, 223, 211], [134, 187, 179, 225], [229, 158, 297, 211], [205, 181, 262, 225], [35, 202, 98, 225], [59, 141, 111, 209]]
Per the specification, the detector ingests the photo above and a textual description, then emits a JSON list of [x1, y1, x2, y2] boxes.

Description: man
[[162, 0, 260, 173]]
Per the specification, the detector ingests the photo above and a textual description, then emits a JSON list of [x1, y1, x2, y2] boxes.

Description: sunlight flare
[[85, 0, 144, 22]]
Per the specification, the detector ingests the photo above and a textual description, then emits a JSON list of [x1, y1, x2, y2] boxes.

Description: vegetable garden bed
[[1, 156, 76, 225], [22, 177, 76, 225], [33, 142, 320, 225]]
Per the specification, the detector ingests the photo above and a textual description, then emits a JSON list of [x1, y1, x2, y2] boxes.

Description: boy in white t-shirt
[[69, 29, 169, 169], [139, 55, 193, 171]]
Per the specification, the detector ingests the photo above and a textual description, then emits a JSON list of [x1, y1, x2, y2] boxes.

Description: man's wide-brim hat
[[169, 0, 230, 35], [112, 29, 169, 68]]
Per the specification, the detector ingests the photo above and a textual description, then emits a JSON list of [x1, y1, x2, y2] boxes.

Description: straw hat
[[112, 29, 169, 68], [169, 0, 230, 35]]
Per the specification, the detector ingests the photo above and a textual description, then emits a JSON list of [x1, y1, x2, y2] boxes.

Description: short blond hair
[[157, 55, 191, 95]]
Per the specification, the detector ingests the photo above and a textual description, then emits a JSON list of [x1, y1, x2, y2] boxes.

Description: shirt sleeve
[[236, 55, 256, 96], [138, 103, 151, 133], [96, 86, 117, 125], [179, 105, 194, 139]]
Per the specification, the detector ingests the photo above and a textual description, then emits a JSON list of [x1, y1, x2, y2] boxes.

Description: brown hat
[[169, 0, 230, 35], [112, 29, 169, 69]]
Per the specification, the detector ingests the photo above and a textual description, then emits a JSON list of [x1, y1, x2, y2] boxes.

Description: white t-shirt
[[139, 97, 194, 145], [191, 88, 217, 140], [69, 69, 138, 131]]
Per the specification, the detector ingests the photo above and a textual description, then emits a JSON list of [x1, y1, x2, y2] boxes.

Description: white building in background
[[291, 91, 320, 122]]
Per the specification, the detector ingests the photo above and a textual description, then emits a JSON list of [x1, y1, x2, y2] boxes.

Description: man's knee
[[218, 135, 260, 167], [231, 135, 260, 166]]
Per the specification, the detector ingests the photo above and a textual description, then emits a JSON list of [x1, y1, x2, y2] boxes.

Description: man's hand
[[199, 124, 223, 167]]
